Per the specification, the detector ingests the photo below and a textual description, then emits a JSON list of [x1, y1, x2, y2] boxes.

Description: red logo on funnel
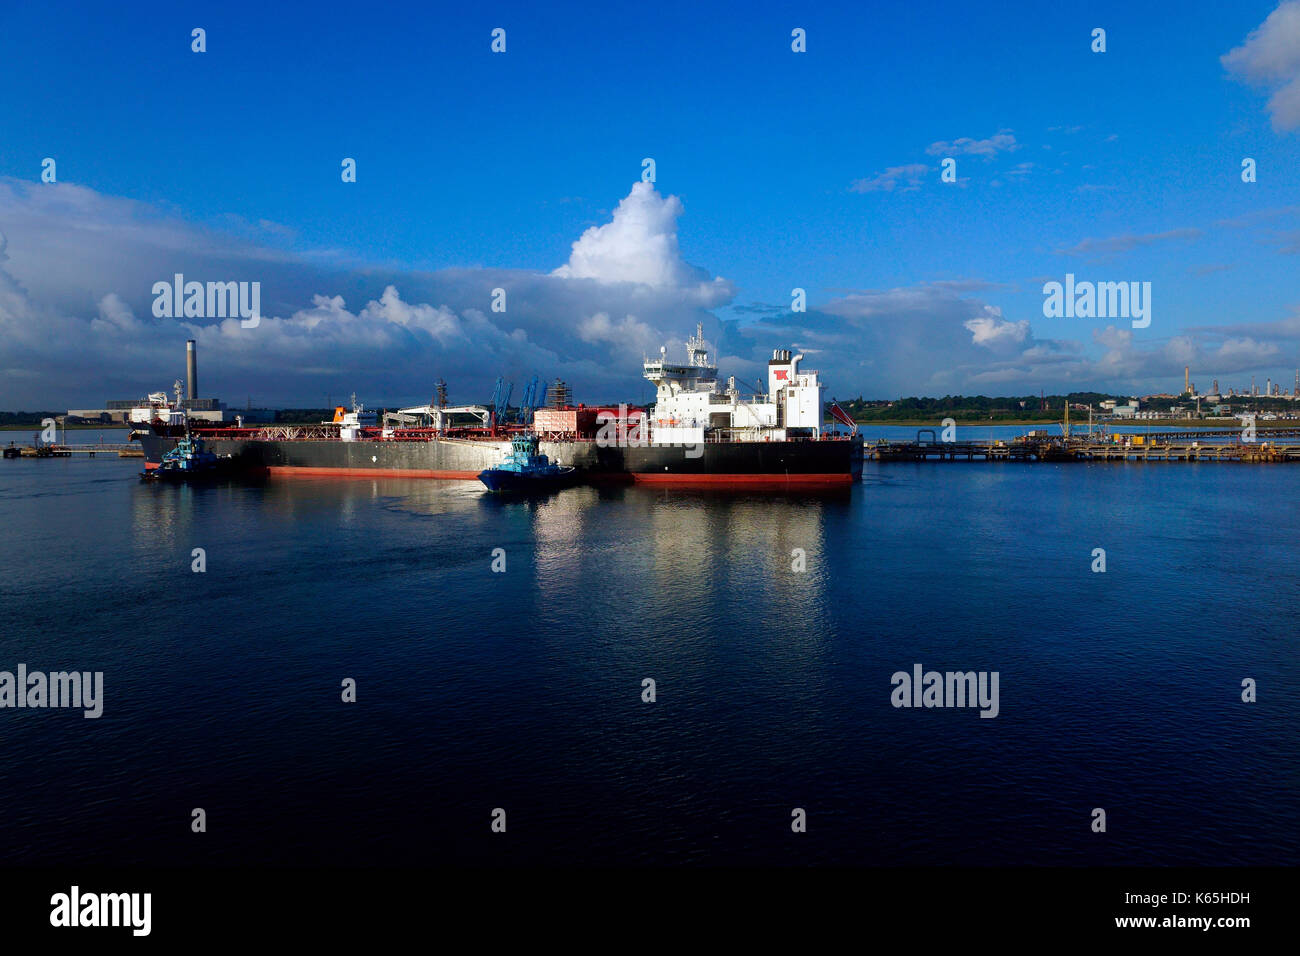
[[774, 370, 789, 380]]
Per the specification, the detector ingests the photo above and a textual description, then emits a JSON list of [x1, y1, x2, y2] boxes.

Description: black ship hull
[[570, 439, 862, 484]]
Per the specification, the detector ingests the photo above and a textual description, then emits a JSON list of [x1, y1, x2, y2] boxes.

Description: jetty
[[869, 433, 1300, 463], [3, 442, 140, 459], [54, 443, 138, 456]]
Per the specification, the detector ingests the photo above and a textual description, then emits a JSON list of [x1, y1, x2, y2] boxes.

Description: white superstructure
[[127, 387, 186, 427], [326, 394, 379, 442], [643, 325, 824, 444]]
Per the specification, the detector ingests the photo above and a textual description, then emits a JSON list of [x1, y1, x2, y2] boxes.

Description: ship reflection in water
[[3, 458, 1291, 867]]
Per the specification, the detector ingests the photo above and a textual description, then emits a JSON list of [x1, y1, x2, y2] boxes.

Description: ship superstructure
[[128, 384, 187, 429], [328, 394, 378, 442], [644, 325, 825, 445], [125, 382, 188, 438]]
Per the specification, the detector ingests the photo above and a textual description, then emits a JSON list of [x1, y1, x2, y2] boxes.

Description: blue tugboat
[[478, 434, 578, 492], [140, 433, 232, 482]]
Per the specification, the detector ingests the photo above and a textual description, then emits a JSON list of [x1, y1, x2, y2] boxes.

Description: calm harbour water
[[0, 427, 1296, 866]]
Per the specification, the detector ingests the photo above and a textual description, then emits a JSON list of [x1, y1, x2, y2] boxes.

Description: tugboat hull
[[139, 461, 238, 482], [477, 467, 578, 493]]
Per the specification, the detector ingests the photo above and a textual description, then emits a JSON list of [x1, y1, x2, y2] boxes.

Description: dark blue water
[[1, 434, 1296, 866]]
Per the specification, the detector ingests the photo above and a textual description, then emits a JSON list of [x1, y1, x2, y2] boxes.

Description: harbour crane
[[518, 375, 543, 425], [491, 377, 513, 428]]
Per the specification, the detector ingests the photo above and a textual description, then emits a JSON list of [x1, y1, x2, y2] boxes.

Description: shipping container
[[534, 407, 601, 438]]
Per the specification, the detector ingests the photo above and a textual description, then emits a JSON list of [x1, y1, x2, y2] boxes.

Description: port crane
[[490, 377, 513, 428], [517, 375, 547, 425], [385, 372, 550, 433]]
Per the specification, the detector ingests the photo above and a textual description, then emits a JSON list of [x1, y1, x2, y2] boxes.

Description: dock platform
[[869, 437, 1300, 463]]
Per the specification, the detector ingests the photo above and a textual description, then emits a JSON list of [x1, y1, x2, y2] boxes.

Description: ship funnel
[[186, 339, 197, 401]]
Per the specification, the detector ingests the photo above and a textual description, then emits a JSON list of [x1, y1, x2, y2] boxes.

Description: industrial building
[[66, 339, 271, 424]]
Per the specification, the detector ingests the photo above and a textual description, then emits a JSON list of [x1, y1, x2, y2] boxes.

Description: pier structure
[[869, 435, 1300, 463], [3, 443, 139, 459]]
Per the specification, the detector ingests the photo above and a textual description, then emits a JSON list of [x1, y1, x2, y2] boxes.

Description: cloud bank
[[2, 176, 1298, 408], [0, 179, 732, 407]]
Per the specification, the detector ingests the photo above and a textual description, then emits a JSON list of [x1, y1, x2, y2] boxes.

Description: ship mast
[[686, 323, 709, 368]]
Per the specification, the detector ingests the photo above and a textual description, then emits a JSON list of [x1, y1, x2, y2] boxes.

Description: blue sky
[[1, 0, 1298, 407]]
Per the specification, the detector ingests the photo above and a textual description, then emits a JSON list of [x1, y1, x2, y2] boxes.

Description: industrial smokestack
[[186, 339, 197, 401]]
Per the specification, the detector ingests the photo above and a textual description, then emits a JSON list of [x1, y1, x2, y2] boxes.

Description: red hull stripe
[[632, 473, 852, 485], [266, 466, 481, 479]]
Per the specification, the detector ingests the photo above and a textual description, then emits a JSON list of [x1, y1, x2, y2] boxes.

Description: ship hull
[[601, 440, 861, 485], [137, 434, 863, 484], [138, 434, 510, 478]]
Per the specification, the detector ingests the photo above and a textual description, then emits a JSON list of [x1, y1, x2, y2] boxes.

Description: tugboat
[[140, 432, 233, 482], [478, 434, 577, 492]]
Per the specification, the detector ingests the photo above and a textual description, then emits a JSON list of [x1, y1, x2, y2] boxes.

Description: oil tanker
[[136, 328, 863, 485]]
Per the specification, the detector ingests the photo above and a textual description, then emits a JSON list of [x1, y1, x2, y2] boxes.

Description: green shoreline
[[853, 418, 1281, 429]]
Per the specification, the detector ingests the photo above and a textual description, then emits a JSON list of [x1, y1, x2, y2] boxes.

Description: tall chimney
[[186, 339, 198, 401]]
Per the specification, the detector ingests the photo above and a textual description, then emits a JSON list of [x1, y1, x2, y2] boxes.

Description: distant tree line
[[0, 412, 64, 428], [3, 409, 342, 427], [830, 394, 1123, 422], [272, 409, 336, 424]]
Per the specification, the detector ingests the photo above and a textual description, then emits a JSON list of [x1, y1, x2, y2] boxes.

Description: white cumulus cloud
[[1222, 1, 1300, 131], [965, 310, 1031, 351], [553, 181, 733, 305]]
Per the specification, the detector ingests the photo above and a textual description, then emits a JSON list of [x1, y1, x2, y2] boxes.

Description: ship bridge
[[644, 323, 718, 399]]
